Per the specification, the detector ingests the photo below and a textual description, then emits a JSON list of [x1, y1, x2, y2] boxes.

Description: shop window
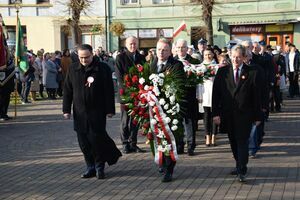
[[121, 0, 138, 5], [37, 0, 50, 4], [9, 0, 22, 4], [153, 0, 171, 4]]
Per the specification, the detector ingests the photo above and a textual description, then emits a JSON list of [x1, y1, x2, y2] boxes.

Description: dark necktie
[[235, 67, 240, 85], [158, 64, 164, 73]]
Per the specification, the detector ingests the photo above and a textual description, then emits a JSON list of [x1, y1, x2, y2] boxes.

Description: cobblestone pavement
[[0, 97, 300, 200]]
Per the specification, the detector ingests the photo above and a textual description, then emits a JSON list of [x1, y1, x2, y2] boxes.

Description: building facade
[[110, 0, 300, 51], [0, 0, 108, 52]]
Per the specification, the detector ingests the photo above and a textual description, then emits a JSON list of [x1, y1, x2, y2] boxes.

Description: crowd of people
[[1, 35, 299, 184]]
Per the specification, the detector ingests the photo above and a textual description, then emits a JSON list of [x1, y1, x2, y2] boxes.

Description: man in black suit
[[174, 38, 200, 156], [212, 45, 262, 182], [63, 44, 122, 179], [115, 36, 146, 154], [285, 44, 300, 98], [150, 38, 186, 182]]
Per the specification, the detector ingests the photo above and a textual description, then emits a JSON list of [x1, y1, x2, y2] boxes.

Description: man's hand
[[63, 113, 71, 119], [107, 113, 114, 118], [213, 116, 221, 125], [198, 98, 203, 103]]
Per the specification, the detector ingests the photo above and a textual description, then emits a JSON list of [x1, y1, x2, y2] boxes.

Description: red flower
[[126, 82, 132, 87], [187, 71, 192, 76], [138, 84, 144, 90], [143, 122, 150, 129], [132, 75, 138, 84], [119, 88, 124, 96], [124, 74, 130, 82], [130, 111, 136, 117], [133, 107, 139, 113], [146, 132, 153, 140], [130, 92, 136, 98], [132, 119, 138, 126], [143, 113, 149, 119], [138, 111, 144, 116], [141, 98, 148, 105], [210, 70, 215, 75], [137, 64, 144, 72], [134, 101, 139, 106]]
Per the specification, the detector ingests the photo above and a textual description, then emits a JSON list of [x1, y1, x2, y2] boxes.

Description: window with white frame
[[152, 0, 171, 4], [121, 0, 138, 5]]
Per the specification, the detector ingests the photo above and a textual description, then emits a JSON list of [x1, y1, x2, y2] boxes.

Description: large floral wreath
[[120, 63, 187, 164], [120, 61, 217, 164]]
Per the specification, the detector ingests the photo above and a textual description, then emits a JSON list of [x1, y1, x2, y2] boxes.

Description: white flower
[[149, 74, 156, 80], [157, 130, 165, 138], [172, 119, 179, 125], [164, 117, 171, 124], [175, 103, 180, 112], [153, 87, 160, 96], [165, 144, 172, 151], [163, 103, 169, 110], [157, 145, 165, 152], [171, 125, 178, 131], [162, 140, 168, 146], [169, 95, 175, 103], [166, 109, 173, 114], [139, 77, 145, 85], [150, 119, 157, 125], [144, 85, 149, 90], [149, 101, 155, 106], [158, 73, 165, 78], [159, 98, 166, 105]]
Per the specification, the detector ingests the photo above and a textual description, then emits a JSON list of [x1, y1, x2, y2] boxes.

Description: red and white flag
[[173, 21, 186, 38]]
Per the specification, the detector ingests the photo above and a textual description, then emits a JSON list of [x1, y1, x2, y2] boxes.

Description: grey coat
[[44, 60, 58, 89]]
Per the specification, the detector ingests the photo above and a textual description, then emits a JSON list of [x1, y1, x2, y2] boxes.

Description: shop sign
[[120, 29, 138, 39], [265, 24, 293, 32], [139, 29, 157, 38], [231, 25, 264, 34], [158, 28, 173, 38]]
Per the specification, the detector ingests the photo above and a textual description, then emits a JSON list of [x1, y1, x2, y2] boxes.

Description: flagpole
[[14, 0, 21, 118]]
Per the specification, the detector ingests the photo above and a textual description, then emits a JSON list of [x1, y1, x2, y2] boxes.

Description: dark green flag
[[15, 16, 28, 73]]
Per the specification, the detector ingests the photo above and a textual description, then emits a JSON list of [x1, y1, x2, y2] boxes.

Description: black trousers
[[76, 127, 122, 169], [203, 107, 218, 136], [120, 105, 138, 146], [76, 131, 104, 170], [0, 91, 11, 117], [162, 155, 176, 175], [270, 85, 281, 111], [228, 133, 249, 175], [288, 72, 300, 97]]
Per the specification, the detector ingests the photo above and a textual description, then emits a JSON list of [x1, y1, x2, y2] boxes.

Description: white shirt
[[289, 52, 295, 72]]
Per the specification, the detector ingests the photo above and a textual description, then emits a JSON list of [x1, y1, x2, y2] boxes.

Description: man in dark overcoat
[[115, 36, 146, 153], [150, 38, 186, 182], [63, 44, 121, 179], [212, 45, 262, 183], [174, 38, 200, 156]]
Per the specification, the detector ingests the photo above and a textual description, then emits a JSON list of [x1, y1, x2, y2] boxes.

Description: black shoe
[[238, 174, 246, 183], [81, 169, 96, 178], [177, 148, 184, 155], [187, 149, 194, 156], [158, 167, 164, 175], [162, 173, 173, 182], [230, 169, 238, 176], [131, 145, 146, 153], [122, 144, 131, 154], [96, 169, 105, 179]]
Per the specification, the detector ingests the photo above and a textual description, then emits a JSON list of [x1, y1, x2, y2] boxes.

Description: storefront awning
[[228, 19, 299, 25]]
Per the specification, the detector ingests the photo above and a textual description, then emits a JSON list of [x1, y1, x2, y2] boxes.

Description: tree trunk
[[204, 14, 213, 45]]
